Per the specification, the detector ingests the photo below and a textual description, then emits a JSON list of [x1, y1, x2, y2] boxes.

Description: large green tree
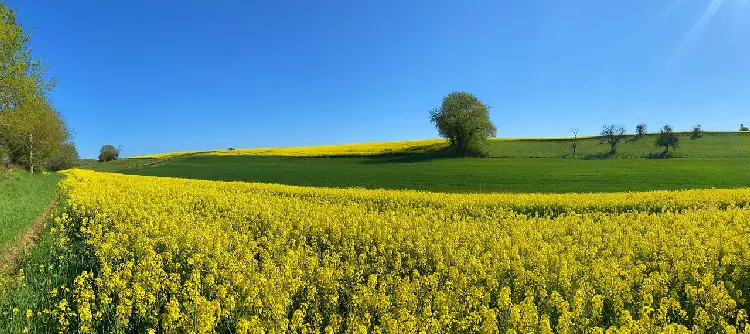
[[429, 91, 496, 157], [1, 2, 70, 173]]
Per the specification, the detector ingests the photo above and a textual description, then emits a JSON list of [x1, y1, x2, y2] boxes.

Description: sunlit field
[[2, 169, 748, 332]]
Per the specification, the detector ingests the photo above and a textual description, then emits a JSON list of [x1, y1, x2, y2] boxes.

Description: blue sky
[[7, 0, 750, 158]]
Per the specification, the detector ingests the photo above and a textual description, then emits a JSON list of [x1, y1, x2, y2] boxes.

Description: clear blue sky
[[6, 0, 750, 158]]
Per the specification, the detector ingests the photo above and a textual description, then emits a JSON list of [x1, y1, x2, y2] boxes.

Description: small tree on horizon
[[600, 125, 626, 153], [570, 127, 579, 155], [691, 124, 703, 140], [99, 144, 120, 162], [741, 124, 749, 132], [657, 124, 679, 153], [636, 123, 647, 138], [429, 91, 497, 157]]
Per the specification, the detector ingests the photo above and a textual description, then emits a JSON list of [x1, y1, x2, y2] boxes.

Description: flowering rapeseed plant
[[32, 169, 750, 332]]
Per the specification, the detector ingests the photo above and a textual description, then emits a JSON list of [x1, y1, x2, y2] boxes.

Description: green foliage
[[0, 203, 85, 334], [46, 142, 79, 171], [0, 98, 70, 173], [429, 91, 496, 157], [0, 2, 72, 174], [656, 125, 679, 153], [741, 124, 749, 132], [0, 3, 54, 111], [98, 145, 120, 162], [600, 124, 626, 153]]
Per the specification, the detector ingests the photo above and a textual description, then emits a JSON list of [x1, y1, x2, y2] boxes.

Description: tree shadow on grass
[[583, 151, 615, 160], [647, 151, 672, 159], [358, 150, 457, 165]]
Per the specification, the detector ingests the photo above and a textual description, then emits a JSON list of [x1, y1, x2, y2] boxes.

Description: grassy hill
[[127, 131, 750, 159], [83, 131, 750, 194], [486, 132, 750, 158]]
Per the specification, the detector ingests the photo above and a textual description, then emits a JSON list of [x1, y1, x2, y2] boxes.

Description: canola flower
[[40, 170, 750, 332]]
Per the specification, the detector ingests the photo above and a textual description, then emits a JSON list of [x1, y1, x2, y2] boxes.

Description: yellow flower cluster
[[129, 139, 449, 159], [54, 169, 750, 333]]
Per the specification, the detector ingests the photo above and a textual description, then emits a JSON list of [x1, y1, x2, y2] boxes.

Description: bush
[[98, 145, 120, 162], [46, 142, 79, 171], [741, 124, 749, 132]]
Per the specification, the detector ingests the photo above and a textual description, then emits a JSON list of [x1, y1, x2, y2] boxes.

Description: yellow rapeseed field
[[207, 139, 449, 157], [32, 170, 750, 332], [129, 139, 449, 159]]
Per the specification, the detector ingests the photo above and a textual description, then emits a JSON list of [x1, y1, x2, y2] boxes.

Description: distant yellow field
[[127, 150, 212, 159], [129, 139, 450, 159], [209, 139, 449, 157], [126, 137, 586, 159]]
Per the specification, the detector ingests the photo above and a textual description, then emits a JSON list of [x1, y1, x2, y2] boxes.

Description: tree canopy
[[99, 145, 120, 162], [600, 125, 626, 153], [656, 124, 679, 153], [0, 2, 71, 172], [429, 91, 496, 157]]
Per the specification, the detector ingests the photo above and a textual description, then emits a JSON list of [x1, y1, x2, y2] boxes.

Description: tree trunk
[[29, 133, 33, 174]]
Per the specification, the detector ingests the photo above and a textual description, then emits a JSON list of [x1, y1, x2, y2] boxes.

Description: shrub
[[46, 142, 79, 171]]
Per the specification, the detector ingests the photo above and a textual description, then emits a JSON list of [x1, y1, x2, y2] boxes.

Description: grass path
[[0, 172, 61, 249], [0, 199, 56, 276]]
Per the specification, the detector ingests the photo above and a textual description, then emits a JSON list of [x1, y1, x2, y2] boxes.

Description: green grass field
[[119, 155, 750, 193], [82, 132, 749, 193], [0, 172, 61, 248]]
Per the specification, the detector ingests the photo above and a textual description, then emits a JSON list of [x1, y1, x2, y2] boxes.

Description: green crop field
[[83, 132, 750, 193], [0, 172, 61, 248], [117, 157, 749, 194]]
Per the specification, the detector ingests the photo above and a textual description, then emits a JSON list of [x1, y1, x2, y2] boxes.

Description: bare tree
[[600, 125, 626, 153], [570, 127, 579, 155]]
